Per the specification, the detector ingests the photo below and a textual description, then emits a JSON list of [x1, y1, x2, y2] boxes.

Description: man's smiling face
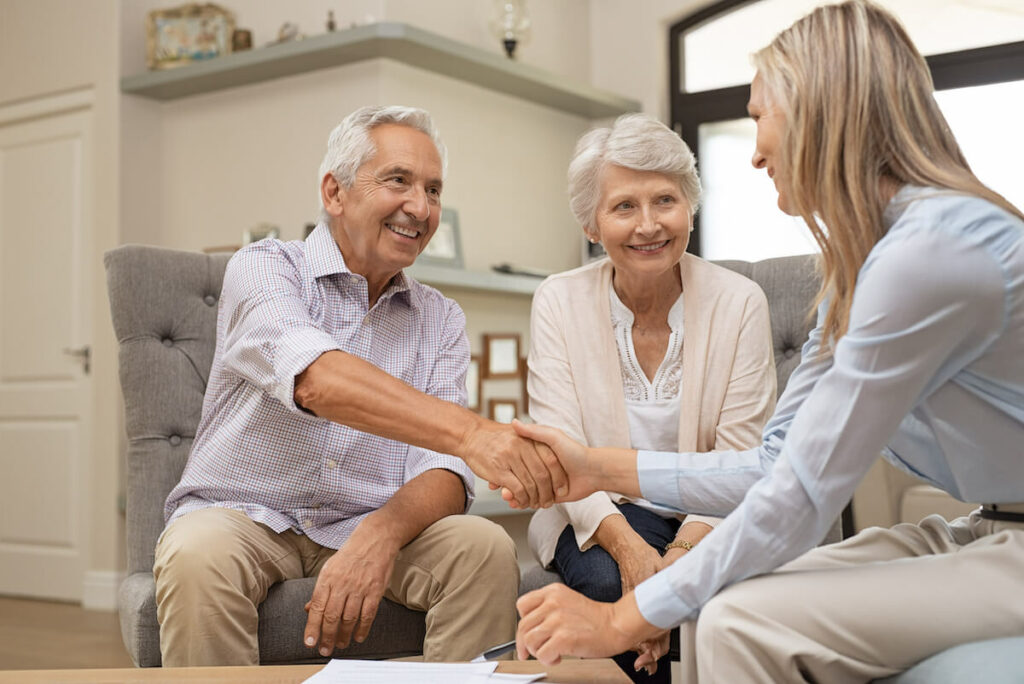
[[329, 123, 443, 283]]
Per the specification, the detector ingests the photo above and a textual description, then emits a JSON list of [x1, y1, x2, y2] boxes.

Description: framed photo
[[488, 398, 518, 424], [482, 333, 521, 379], [146, 3, 236, 71], [243, 224, 279, 244], [466, 355, 482, 412], [519, 356, 530, 418], [418, 208, 464, 268]]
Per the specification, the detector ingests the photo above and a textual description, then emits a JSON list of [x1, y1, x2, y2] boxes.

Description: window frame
[[668, 0, 1024, 256]]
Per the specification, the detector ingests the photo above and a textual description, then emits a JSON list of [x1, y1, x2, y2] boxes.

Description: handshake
[[459, 419, 636, 510]]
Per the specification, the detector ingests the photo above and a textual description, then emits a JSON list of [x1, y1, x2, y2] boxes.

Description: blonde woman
[[525, 113, 776, 682], [512, 2, 1024, 681]]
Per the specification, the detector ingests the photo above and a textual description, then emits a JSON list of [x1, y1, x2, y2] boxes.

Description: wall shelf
[[121, 22, 640, 118], [406, 263, 541, 296]]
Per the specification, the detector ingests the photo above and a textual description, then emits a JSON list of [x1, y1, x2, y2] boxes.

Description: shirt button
[[312, 504, 322, 510], [302, 518, 313, 527], [326, 459, 337, 469]]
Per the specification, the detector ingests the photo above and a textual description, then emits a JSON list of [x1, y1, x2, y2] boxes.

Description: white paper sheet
[[302, 659, 546, 684]]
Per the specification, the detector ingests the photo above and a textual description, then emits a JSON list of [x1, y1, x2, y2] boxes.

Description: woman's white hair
[[317, 105, 448, 222], [567, 113, 701, 233]]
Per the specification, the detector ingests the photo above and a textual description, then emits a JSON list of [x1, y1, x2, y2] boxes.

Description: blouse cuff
[[637, 450, 685, 511], [634, 570, 694, 630]]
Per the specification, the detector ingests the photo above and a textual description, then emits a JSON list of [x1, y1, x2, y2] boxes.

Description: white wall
[[0, 0, 124, 607]]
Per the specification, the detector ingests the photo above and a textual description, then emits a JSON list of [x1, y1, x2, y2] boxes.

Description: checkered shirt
[[164, 223, 475, 549]]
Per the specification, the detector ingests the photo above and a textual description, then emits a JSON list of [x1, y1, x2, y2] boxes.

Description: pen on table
[[471, 639, 517, 662]]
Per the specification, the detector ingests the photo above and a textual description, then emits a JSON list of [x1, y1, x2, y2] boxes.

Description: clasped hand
[[460, 419, 581, 509]]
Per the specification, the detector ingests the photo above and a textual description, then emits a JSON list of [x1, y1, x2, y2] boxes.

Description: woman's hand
[[593, 514, 664, 597], [633, 631, 671, 676], [497, 421, 601, 506], [516, 584, 658, 664]]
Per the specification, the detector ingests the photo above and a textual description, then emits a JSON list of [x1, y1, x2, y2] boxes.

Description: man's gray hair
[[317, 105, 448, 222], [567, 113, 701, 233]]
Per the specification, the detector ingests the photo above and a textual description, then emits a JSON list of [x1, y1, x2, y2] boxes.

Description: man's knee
[[154, 509, 253, 595], [433, 515, 518, 581]]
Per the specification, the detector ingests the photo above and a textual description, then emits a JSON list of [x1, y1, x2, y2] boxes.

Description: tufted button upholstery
[[168, 435, 181, 446], [161, 338, 173, 347], [713, 255, 819, 395], [203, 295, 216, 306]]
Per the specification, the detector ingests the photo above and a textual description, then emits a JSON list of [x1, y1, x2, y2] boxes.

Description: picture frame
[[488, 398, 518, 424], [146, 3, 236, 71], [243, 224, 280, 244], [519, 356, 530, 418], [482, 333, 521, 379], [466, 355, 482, 412], [418, 208, 464, 268]]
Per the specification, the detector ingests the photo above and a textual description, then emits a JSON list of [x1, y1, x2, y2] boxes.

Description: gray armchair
[[105, 245, 425, 667]]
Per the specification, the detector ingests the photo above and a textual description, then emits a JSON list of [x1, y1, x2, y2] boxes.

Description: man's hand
[[303, 522, 399, 657], [500, 421, 602, 507], [458, 419, 569, 509], [516, 584, 659, 665]]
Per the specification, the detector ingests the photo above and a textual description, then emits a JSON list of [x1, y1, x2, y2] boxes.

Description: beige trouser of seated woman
[[681, 510, 1024, 683]]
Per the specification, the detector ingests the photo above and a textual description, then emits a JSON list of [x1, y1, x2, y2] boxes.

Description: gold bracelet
[[665, 539, 693, 552]]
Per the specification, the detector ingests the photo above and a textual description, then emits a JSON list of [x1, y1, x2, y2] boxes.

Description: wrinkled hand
[[458, 419, 568, 509], [499, 421, 597, 508], [516, 584, 633, 665], [303, 524, 397, 657], [614, 540, 664, 598], [633, 631, 671, 676]]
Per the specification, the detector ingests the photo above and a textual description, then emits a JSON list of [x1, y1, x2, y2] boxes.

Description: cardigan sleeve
[[527, 280, 623, 551], [713, 286, 778, 451]]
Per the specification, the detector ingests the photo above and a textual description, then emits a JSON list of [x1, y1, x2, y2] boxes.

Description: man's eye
[[616, 202, 632, 210]]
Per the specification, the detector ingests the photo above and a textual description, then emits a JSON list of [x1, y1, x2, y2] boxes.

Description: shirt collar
[[305, 222, 413, 300]]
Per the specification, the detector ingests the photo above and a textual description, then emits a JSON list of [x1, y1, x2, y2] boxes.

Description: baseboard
[[82, 570, 123, 612]]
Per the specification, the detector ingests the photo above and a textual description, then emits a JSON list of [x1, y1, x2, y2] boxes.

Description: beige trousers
[[153, 507, 519, 666], [680, 511, 1024, 683]]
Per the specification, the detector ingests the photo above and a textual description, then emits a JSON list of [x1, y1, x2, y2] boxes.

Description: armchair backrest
[[105, 245, 231, 575], [714, 254, 819, 397]]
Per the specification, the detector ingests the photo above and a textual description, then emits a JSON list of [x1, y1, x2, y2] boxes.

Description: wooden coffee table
[[0, 659, 631, 683]]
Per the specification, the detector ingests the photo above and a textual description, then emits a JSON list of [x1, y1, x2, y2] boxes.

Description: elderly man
[[153, 105, 563, 666]]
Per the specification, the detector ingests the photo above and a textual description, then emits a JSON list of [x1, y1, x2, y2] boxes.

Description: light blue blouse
[[633, 185, 1024, 628]]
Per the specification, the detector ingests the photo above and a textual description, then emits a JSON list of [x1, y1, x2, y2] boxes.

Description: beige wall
[[0, 0, 125, 607]]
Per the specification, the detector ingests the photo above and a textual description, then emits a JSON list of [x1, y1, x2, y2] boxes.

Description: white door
[[0, 92, 94, 601]]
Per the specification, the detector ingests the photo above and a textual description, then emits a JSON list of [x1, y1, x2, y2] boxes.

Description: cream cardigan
[[526, 254, 778, 568]]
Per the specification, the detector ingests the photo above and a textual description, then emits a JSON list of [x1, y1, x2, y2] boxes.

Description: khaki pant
[[153, 507, 519, 666], [680, 511, 1024, 683]]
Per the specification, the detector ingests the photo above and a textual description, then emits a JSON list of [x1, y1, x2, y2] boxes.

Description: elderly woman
[[525, 113, 777, 682], [514, 2, 1024, 682]]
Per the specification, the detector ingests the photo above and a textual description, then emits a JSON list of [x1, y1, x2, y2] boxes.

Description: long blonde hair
[[753, 0, 1023, 347]]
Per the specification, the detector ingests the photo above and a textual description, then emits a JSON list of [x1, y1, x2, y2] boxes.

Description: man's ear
[[320, 173, 344, 218]]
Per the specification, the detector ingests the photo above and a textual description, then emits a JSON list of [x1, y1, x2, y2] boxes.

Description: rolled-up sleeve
[[219, 243, 341, 413]]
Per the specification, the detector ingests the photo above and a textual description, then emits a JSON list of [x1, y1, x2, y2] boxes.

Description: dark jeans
[[552, 503, 681, 684]]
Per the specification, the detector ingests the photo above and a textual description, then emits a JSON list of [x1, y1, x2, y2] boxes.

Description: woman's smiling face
[[591, 164, 692, 279]]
